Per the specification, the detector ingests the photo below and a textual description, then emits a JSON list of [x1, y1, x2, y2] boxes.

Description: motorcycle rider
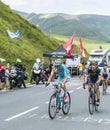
[[30, 58, 43, 84], [11, 58, 26, 88]]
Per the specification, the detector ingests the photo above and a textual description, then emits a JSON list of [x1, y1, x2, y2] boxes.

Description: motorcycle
[[9, 67, 28, 89], [30, 65, 45, 85]]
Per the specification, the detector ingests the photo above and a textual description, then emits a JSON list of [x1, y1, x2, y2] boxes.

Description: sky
[[1, 0, 110, 16]]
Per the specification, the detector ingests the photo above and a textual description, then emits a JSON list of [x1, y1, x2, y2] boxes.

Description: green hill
[[17, 12, 110, 43], [0, 2, 60, 75]]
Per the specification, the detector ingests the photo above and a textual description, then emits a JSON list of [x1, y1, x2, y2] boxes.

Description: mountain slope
[[17, 12, 110, 42], [0, 1, 59, 70]]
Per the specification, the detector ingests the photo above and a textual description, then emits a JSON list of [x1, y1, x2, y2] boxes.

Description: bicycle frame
[[88, 83, 98, 115], [48, 84, 71, 119]]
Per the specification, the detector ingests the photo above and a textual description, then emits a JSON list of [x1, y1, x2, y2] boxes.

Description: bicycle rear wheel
[[48, 94, 57, 119], [62, 92, 71, 115], [88, 92, 94, 115]]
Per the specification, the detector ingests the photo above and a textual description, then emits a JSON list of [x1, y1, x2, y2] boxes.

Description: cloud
[[1, 0, 110, 15]]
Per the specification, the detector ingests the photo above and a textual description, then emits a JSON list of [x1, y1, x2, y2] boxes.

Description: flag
[[6, 30, 21, 39], [79, 36, 86, 59], [63, 34, 75, 56]]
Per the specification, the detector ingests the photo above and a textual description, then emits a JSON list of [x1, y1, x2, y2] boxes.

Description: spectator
[[0, 59, 6, 90], [78, 61, 84, 79], [5, 63, 10, 90]]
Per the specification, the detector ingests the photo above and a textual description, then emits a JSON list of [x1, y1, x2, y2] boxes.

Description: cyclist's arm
[[61, 65, 69, 85], [62, 75, 68, 85], [97, 69, 102, 83], [47, 69, 55, 83]]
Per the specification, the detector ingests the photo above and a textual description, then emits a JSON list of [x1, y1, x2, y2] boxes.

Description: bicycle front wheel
[[48, 94, 57, 119], [62, 92, 71, 115], [88, 92, 94, 115]]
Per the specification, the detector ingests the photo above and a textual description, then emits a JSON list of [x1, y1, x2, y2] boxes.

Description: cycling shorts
[[88, 76, 98, 84], [57, 77, 70, 89]]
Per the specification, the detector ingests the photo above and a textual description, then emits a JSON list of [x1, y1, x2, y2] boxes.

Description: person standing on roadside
[[78, 61, 84, 79], [0, 59, 6, 90]]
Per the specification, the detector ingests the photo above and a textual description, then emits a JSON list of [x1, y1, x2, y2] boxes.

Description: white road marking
[[28, 114, 38, 118], [4, 106, 39, 121], [40, 114, 49, 119], [76, 86, 82, 90], [98, 119, 103, 123], [63, 116, 68, 120], [84, 118, 89, 122], [45, 101, 49, 104], [69, 90, 74, 93], [32, 113, 110, 125]]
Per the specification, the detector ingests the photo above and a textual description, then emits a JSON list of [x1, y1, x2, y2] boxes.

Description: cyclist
[[86, 60, 102, 106], [101, 66, 108, 91], [30, 58, 43, 83], [46, 59, 71, 106]]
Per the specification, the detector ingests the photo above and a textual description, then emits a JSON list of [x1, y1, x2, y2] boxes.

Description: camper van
[[88, 49, 110, 67]]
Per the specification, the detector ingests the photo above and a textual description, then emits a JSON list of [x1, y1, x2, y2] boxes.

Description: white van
[[87, 49, 110, 67], [66, 56, 81, 75]]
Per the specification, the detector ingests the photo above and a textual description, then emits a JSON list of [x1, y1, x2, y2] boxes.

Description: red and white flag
[[63, 34, 75, 56], [79, 36, 86, 58]]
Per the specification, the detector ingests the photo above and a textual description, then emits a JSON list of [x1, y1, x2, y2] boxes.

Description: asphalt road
[[0, 76, 110, 130]]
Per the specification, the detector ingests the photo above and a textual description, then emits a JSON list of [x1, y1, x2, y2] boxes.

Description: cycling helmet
[[16, 58, 22, 63], [36, 58, 41, 63], [54, 59, 62, 67], [103, 66, 107, 69], [91, 60, 97, 65]]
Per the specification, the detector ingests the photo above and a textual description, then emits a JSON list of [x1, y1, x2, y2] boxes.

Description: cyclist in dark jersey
[[87, 61, 102, 106], [102, 66, 108, 91]]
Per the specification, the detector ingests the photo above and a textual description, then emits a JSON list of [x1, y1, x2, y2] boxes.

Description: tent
[[43, 45, 77, 58]]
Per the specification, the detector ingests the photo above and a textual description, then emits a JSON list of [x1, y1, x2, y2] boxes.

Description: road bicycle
[[88, 83, 99, 115], [48, 84, 71, 119], [102, 80, 107, 95]]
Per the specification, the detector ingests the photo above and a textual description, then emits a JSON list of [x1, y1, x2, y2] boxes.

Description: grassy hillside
[[0, 2, 60, 79], [52, 34, 110, 51], [51, 34, 110, 61]]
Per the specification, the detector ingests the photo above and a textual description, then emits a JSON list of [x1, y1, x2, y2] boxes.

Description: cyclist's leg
[[87, 77, 92, 93], [56, 80, 62, 108], [60, 78, 70, 94], [96, 84, 100, 99], [95, 82, 100, 105], [60, 78, 70, 102]]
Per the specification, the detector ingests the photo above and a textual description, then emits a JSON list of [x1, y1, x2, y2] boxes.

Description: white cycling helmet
[[54, 59, 62, 67], [36, 58, 41, 63], [103, 66, 107, 69]]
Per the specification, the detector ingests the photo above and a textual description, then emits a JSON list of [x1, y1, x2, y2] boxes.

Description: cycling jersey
[[87, 67, 101, 83], [52, 64, 70, 87], [57, 64, 70, 79], [102, 71, 108, 79]]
